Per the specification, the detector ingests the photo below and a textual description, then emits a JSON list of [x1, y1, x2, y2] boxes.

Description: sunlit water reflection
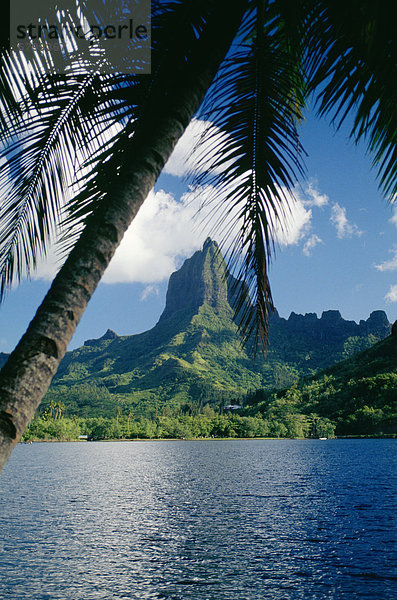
[[0, 439, 396, 599]]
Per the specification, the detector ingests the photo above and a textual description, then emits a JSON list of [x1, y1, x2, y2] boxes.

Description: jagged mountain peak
[[276, 308, 390, 340], [203, 236, 219, 251], [158, 238, 230, 324], [154, 241, 391, 342], [46, 241, 393, 417]]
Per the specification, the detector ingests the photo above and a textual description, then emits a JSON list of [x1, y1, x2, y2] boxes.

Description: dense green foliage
[[22, 409, 332, 442], [41, 302, 381, 420], [24, 332, 396, 441], [244, 332, 397, 435], [34, 244, 391, 436]]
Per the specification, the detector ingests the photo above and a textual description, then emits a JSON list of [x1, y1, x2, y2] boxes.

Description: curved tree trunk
[[0, 1, 247, 472]]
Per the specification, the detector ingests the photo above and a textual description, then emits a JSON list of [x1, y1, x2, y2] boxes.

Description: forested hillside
[[244, 324, 397, 436]]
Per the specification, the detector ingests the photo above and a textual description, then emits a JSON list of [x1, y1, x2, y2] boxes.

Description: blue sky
[[0, 111, 396, 353]]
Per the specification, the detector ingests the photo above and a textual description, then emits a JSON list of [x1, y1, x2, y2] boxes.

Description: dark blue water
[[0, 439, 395, 599]]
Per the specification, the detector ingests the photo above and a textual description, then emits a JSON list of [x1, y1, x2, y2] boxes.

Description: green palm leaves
[[304, 0, 397, 199], [194, 2, 307, 349]]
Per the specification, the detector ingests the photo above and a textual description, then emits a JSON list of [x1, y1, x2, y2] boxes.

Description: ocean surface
[[0, 439, 395, 600]]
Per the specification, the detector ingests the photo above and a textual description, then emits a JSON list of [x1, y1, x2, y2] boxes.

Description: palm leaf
[[62, 0, 238, 234], [0, 52, 131, 296], [304, 0, 397, 198], [192, 1, 306, 351]]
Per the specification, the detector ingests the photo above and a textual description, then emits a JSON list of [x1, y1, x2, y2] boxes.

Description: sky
[[0, 111, 396, 353]]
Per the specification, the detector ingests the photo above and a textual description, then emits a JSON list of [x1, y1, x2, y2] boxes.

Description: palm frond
[[62, 0, 236, 237], [304, 0, 397, 198], [0, 48, 134, 297], [193, 1, 306, 351]]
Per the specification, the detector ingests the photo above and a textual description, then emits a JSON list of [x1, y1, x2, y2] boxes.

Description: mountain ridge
[[82, 308, 390, 348], [245, 321, 397, 435], [83, 237, 391, 347], [30, 238, 390, 418]]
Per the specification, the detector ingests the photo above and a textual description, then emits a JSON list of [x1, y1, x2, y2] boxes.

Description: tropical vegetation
[[22, 411, 332, 442], [23, 310, 397, 441], [26, 240, 389, 421], [244, 325, 397, 436]]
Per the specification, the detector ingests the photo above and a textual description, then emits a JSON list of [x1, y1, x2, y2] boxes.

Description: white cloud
[[330, 203, 363, 239], [301, 181, 329, 207], [31, 183, 314, 286], [31, 245, 64, 281], [385, 284, 397, 303], [104, 182, 313, 285], [182, 183, 313, 248], [17, 110, 332, 286], [140, 284, 160, 301], [163, 120, 200, 177], [303, 234, 323, 256], [161, 121, 330, 256], [272, 200, 312, 246], [30, 190, 209, 285], [102, 189, 209, 284], [375, 247, 397, 272]]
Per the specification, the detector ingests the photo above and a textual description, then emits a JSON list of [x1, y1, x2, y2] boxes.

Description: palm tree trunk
[[0, 1, 248, 472]]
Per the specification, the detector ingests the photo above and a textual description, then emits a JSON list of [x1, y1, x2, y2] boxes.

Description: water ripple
[[0, 439, 396, 599]]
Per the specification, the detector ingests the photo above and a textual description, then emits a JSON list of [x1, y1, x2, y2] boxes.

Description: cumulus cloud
[[163, 120, 201, 177], [30, 190, 209, 285], [31, 162, 331, 288], [303, 234, 323, 256], [272, 200, 312, 246], [102, 189, 209, 284], [375, 247, 397, 272], [182, 183, 313, 249], [300, 181, 329, 207], [31, 245, 64, 281], [385, 284, 397, 303], [103, 183, 313, 284], [161, 119, 330, 256], [31, 183, 315, 286], [22, 110, 334, 286], [330, 203, 363, 239], [107, 186, 312, 283]]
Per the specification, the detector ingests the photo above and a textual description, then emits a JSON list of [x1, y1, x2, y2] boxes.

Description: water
[[0, 439, 395, 599]]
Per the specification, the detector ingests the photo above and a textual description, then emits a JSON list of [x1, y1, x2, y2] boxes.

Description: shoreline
[[21, 434, 396, 443]]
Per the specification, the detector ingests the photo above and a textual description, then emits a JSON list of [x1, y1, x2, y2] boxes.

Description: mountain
[[48, 239, 262, 416], [38, 238, 391, 418], [245, 325, 397, 435]]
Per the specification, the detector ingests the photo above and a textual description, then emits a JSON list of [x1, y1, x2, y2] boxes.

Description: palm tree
[[49, 400, 57, 420], [55, 401, 65, 420], [0, 0, 395, 471]]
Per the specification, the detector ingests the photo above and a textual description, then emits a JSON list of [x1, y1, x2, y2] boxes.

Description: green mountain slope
[[47, 241, 263, 416], [245, 326, 397, 435], [36, 239, 391, 418]]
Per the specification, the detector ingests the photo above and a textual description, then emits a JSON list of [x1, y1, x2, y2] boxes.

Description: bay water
[[0, 439, 395, 599]]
